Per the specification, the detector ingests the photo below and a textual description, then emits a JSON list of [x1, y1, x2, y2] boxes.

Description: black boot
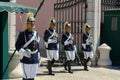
[[29, 78, 34, 80], [68, 61, 73, 73], [46, 60, 49, 69], [87, 57, 90, 63], [22, 78, 29, 80], [51, 59, 55, 66], [22, 78, 26, 80], [63, 61, 68, 71], [83, 59, 89, 71], [47, 61, 55, 76]]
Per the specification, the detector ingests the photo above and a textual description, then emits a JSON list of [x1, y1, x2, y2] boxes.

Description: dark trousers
[[47, 59, 55, 73], [83, 57, 90, 70], [63, 60, 72, 72]]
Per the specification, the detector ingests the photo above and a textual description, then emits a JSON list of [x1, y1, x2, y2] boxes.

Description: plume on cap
[[50, 17, 56, 24], [63, 21, 71, 33], [82, 23, 91, 33], [27, 12, 34, 18], [85, 23, 91, 29], [27, 12, 35, 22], [64, 21, 71, 27]]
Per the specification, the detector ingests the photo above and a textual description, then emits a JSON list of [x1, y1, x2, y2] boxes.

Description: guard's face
[[27, 21, 35, 31], [65, 26, 71, 33], [50, 23, 56, 29], [85, 28, 90, 33]]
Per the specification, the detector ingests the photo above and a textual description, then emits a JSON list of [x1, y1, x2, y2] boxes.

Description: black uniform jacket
[[15, 29, 40, 64], [44, 28, 58, 50], [61, 32, 74, 51]]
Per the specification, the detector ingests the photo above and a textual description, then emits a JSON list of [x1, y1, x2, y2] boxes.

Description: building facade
[[8, 0, 120, 66]]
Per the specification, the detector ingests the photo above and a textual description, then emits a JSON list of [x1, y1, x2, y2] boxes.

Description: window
[[111, 17, 118, 31]]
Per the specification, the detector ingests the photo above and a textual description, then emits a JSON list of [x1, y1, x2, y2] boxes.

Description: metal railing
[[54, 0, 85, 53], [54, 0, 86, 64]]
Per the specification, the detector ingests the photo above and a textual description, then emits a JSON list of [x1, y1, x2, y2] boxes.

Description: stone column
[[8, 0, 16, 52], [86, 0, 101, 66]]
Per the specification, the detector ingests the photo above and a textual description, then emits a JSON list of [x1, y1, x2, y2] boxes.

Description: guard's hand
[[82, 44, 86, 50], [19, 48, 31, 58], [25, 51, 31, 58], [48, 38, 57, 43], [64, 40, 73, 45], [69, 40, 73, 44], [44, 42, 48, 48]]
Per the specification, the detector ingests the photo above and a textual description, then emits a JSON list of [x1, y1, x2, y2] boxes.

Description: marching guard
[[61, 22, 75, 73], [44, 18, 59, 75], [15, 13, 40, 80], [82, 23, 93, 71]]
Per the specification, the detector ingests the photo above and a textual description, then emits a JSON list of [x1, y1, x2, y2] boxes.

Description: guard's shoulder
[[18, 31, 25, 36], [45, 29, 50, 34], [44, 29, 48, 32], [62, 33, 66, 35], [16, 31, 25, 40], [62, 33, 66, 37], [83, 33, 87, 36], [83, 33, 86, 35], [36, 31, 40, 37]]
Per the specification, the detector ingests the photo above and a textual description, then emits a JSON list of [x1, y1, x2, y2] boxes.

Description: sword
[[74, 45, 82, 66]]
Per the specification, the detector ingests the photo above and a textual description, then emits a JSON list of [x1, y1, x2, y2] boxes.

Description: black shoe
[[84, 68, 89, 71], [68, 70, 73, 73], [64, 66, 67, 70], [48, 72, 55, 76]]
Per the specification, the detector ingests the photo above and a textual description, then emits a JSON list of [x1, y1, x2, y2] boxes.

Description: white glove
[[74, 45, 77, 53], [64, 40, 73, 45], [64, 40, 69, 45], [57, 43, 59, 50], [86, 37, 93, 45], [44, 42, 48, 48], [69, 40, 73, 44], [38, 52, 41, 66], [19, 48, 31, 58], [48, 38, 57, 44], [82, 44, 86, 49]]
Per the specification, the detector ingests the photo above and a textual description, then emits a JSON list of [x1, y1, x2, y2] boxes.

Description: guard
[[44, 18, 59, 75], [61, 21, 75, 73], [15, 13, 40, 80], [82, 23, 93, 71]]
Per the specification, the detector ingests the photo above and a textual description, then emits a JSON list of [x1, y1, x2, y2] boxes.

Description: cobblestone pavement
[[8, 58, 120, 80]]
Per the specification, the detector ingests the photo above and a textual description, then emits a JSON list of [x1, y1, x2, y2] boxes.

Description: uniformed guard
[[82, 23, 93, 71], [15, 13, 40, 80], [44, 18, 59, 75], [61, 21, 75, 73]]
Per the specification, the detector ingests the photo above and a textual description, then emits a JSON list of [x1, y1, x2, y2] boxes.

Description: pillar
[[86, 0, 101, 66], [8, 0, 16, 52]]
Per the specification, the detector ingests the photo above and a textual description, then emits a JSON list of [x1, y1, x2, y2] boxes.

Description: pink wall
[[16, 0, 56, 37]]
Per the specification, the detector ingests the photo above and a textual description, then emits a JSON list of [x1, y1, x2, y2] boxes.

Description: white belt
[[31, 50, 38, 54]]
